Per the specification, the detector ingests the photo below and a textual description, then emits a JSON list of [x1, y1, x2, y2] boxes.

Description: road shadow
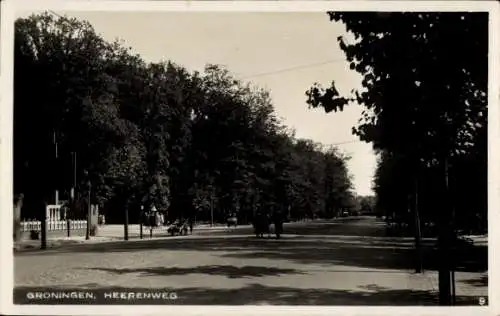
[[14, 284, 484, 306], [83, 265, 306, 279], [16, 235, 488, 273], [462, 275, 488, 287], [218, 240, 488, 273], [15, 217, 487, 274]]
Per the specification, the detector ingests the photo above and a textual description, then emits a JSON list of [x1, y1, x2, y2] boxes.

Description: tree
[[14, 12, 356, 241], [15, 13, 137, 208], [305, 12, 487, 305], [357, 195, 376, 215]]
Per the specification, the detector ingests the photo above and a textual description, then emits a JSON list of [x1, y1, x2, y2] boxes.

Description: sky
[[17, 11, 377, 196]]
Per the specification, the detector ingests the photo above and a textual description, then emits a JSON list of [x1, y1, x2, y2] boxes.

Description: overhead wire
[[48, 10, 349, 83], [329, 139, 362, 146], [240, 58, 348, 80]]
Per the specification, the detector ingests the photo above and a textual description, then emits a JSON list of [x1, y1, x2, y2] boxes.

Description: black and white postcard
[[1, 1, 498, 315]]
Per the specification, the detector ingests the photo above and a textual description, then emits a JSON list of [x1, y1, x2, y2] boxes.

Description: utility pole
[[86, 179, 91, 240], [73, 152, 77, 191], [53, 131, 59, 205], [68, 151, 77, 238], [40, 200, 47, 250]]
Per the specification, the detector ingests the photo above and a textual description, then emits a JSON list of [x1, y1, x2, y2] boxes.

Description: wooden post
[[40, 201, 47, 250]]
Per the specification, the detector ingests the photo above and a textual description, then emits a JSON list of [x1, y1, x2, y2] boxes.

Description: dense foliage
[[14, 13, 356, 225], [306, 12, 487, 235]]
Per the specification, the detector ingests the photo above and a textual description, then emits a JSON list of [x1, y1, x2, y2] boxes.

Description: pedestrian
[[273, 210, 283, 239], [254, 211, 266, 238]]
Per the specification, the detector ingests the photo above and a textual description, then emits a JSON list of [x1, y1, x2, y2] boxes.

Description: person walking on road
[[272, 209, 284, 239], [254, 211, 270, 238]]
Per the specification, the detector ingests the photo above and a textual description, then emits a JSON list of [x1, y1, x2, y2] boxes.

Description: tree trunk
[[85, 188, 91, 240], [124, 198, 129, 241], [438, 156, 452, 305], [13, 194, 23, 242], [140, 209, 143, 239], [40, 200, 47, 250], [413, 175, 423, 273]]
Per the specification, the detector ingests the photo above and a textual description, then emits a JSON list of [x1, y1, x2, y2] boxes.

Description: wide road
[[14, 216, 487, 305]]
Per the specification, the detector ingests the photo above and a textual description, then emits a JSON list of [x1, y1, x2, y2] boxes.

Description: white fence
[[47, 204, 63, 221], [20, 220, 87, 232]]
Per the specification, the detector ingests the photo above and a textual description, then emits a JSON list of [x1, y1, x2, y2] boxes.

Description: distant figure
[[227, 214, 238, 227], [254, 212, 270, 238], [189, 218, 193, 234], [98, 214, 106, 225], [155, 214, 160, 226], [272, 210, 284, 239]]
